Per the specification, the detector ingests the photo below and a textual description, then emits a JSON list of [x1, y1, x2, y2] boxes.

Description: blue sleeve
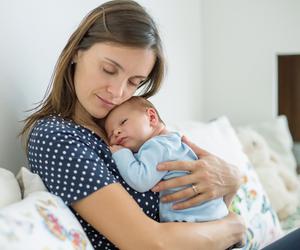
[[112, 139, 168, 192]]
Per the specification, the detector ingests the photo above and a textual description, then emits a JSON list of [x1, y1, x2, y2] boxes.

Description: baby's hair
[[124, 96, 164, 124]]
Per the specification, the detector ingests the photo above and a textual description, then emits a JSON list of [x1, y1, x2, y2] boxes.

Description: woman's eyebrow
[[104, 57, 147, 79], [104, 57, 124, 70]]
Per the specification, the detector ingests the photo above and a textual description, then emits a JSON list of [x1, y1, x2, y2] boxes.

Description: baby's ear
[[146, 108, 159, 126]]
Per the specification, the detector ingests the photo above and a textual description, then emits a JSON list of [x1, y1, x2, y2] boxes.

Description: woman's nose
[[107, 79, 127, 98]]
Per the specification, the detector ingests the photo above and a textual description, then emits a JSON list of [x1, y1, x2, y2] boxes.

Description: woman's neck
[[73, 101, 108, 142]]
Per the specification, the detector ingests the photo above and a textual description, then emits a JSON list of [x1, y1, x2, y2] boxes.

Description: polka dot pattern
[[27, 115, 159, 249]]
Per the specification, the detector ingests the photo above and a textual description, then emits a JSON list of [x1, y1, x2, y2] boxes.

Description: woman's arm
[[72, 182, 245, 250], [152, 136, 242, 210]]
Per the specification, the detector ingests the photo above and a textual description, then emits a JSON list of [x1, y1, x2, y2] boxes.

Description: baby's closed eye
[[120, 118, 128, 125]]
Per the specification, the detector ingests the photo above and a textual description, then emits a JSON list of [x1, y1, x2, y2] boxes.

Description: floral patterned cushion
[[0, 191, 94, 250], [230, 163, 283, 249]]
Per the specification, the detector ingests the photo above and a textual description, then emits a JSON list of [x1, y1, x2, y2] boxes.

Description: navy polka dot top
[[27, 115, 159, 249]]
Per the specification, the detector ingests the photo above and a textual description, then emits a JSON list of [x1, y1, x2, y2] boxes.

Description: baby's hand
[[110, 145, 124, 153]]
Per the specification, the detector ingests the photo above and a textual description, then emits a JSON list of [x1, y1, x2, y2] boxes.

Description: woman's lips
[[96, 95, 115, 108]]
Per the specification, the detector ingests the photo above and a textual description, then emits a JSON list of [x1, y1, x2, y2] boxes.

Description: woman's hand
[[152, 136, 242, 210], [224, 212, 247, 248]]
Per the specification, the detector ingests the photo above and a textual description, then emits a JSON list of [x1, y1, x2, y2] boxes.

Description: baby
[[104, 96, 229, 222]]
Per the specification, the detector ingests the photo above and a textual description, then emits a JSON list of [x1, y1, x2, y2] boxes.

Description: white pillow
[[249, 115, 297, 172], [169, 116, 248, 169], [16, 167, 47, 198], [0, 191, 94, 250], [0, 168, 21, 208]]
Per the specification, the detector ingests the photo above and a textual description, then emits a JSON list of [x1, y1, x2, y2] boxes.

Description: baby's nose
[[113, 128, 122, 136]]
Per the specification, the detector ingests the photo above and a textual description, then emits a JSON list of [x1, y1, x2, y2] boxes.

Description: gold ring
[[192, 184, 198, 194]]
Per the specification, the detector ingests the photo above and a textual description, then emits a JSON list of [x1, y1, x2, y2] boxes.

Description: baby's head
[[105, 96, 164, 152]]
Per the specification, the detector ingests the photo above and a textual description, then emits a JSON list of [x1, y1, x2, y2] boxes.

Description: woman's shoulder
[[31, 115, 104, 144], [33, 115, 83, 134]]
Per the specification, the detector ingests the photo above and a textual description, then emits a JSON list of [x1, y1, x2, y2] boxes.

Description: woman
[[21, 1, 245, 249]]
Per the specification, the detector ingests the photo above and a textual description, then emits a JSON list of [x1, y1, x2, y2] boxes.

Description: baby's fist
[[110, 145, 124, 153]]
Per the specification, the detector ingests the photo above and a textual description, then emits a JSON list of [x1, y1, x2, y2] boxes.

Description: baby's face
[[105, 103, 154, 152]]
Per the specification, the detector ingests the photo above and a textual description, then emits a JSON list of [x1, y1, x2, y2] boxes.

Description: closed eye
[[121, 119, 128, 125], [128, 80, 139, 87], [128, 78, 147, 87], [103, 67, 116, 75], [103, 69, 115, 75]]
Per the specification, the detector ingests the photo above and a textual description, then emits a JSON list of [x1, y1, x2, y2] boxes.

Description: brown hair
[[121, 96, 164, 124], [20, 0, 165, 149]]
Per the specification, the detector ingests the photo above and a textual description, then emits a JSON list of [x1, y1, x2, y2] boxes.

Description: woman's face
[[73, 43, 156, 122]]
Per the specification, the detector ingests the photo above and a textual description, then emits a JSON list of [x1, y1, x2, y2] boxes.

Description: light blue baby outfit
[[112, 132, 228, 222]]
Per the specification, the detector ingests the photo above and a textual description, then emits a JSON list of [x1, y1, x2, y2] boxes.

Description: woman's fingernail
[[152, 186, 159, 192], [157, 164, 163, 170]]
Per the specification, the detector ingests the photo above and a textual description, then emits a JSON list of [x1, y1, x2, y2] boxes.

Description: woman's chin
[[91, 109, 111, 119]]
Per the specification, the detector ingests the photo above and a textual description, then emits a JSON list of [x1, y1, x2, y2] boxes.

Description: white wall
[[202, 0, 300, 125], [0, 0, 203, 173], [143, 0, 203, 124]]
